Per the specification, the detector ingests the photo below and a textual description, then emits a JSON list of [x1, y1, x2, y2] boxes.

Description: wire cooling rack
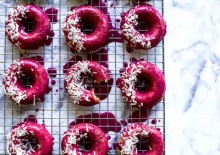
[[0, 0, 165, 154]]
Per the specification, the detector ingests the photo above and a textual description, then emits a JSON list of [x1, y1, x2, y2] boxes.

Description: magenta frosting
[[120, 4, 166, 50], [118, 61, 166, 109], [62, 6, 110, 53], [64, 60, 111, 106], [117, 123, 164, 155], [5, 4, 51, 50], [7, 121, 53, 155], [2, 58, 49, 105], [61, 123, 108, 155]]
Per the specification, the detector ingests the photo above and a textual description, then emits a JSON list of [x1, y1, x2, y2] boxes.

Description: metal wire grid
[[0, 0, 165, 154]]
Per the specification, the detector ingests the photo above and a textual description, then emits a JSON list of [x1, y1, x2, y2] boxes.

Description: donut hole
[[135, 75, 151, 92], [78, 136, 93, 152], [21, 135, 37, 152], [80, 72, 111, 99], [79, 17, 94, 34], [19, 71, 35, 88], [136, 136, 152, 153], [81, 73, 94, 90], [136, 13, 156, 33], [21, 17, 35, 33], [137, 20, 149, 33]]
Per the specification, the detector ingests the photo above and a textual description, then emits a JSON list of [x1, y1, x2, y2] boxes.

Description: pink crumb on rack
[[116, 18, 121, 22], [51, 80, 56, 85], [56, 87, 63, 92], [151, 119, 157, 124], [47, 67, 57, 78], [107, 135, 111, 140]]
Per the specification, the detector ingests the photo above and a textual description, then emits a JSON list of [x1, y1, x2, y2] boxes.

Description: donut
[[117, 123, 164, 155], [5, 4, 51, 49], [62, 6, 110, 53], [7, 121, 53, 155], [61, 123, 108, 155], [117, 61, 165, 109], [120, 5, 166, 50], [64, 60, 111, 106], [2, 58, 49, 105]]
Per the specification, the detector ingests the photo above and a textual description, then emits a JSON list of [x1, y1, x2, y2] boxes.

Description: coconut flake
[[62, 10, 85, 51], [2, 59, 27, 104], [119, 124, 149, 155], [7, 124, 35, 155], [121, 62, 142, 106], [62, 128, 88, 154], [122, 8, 152, 49], [65, 61, 91, 104], [5, 5, 28, 44]]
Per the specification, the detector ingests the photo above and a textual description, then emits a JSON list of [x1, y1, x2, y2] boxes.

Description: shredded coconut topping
[[5, 5, 28, 43], [2, 59, 27, 104], [121, 62, 142, 106], [62, 10, 85, 51], [122, 9, 151, 49], [118, 124, 149, 155], [62, 126, 88, 155], [65, 61, 91, 104], [7, 124, 36, 155]]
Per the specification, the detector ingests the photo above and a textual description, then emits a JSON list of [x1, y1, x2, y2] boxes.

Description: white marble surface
[[165, 0, 220, 154]]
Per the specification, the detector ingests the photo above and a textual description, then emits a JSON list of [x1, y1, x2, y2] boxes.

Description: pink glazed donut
[[62, 6, 110, 53], [5, 4, 51, 49], [7, 121, 53, 155], [64, 60, 111, 106], [2, 58, 49, 105], [61, 123, 108, 155], [117, 123, 164, 155], [121, 5, 166, 50], [117, 61, 165, 109]]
